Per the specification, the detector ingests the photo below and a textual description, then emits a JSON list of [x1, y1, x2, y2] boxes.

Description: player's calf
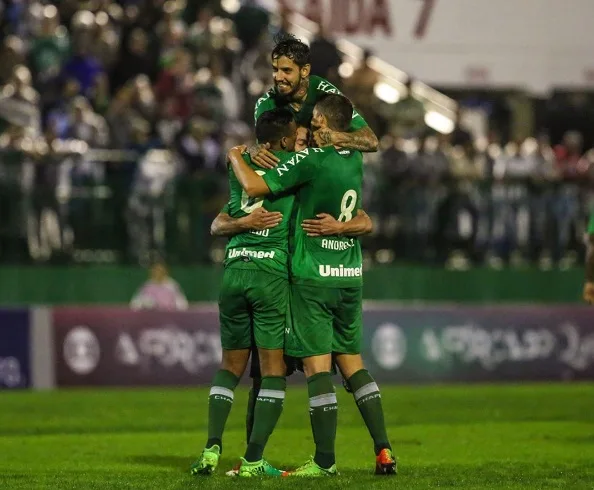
[[243, 348, 286, 466], [302, 354, 338, 472], [336, 354, 397, 476], [191, 349, 249, 476]]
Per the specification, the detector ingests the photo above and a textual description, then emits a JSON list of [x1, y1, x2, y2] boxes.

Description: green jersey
[[254, 75, 368, 132], [263, 147, 364, 288], [224, 151, 295, 277], [588, 213, 594, 234]]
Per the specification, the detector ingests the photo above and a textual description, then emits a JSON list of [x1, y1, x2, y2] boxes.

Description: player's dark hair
[[315, 94, 353, 132], [255, 108, 295, 144], [271, 33, 310, 67]]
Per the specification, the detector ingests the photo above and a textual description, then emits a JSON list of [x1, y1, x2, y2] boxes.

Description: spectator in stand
[[309, 23, 342, 87], [210, 56, 240, 121], [344, 48, 380, 132], [62, 12, 104, 98], [28, 5, 70, 107], [233, 0, 270, 54], [488, 141, 539, 265], [0, 36, 26, 86], [551, 130, 589, 265], [154, 47, 194, 123], [271, 4, 292, 40], [91, 11, 120, 72], [0, 64, 41, 136], [111, 28, 157, 92], [130, 258, 188, 310]]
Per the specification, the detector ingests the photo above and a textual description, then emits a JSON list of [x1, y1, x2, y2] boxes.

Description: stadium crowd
[[0, 0, 593, 268]]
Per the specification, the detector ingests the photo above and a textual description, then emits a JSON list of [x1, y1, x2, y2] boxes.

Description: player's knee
[[335, 353, 365, 380], [257, 348, 286, 377], [302, 354, 332, 377], [221, 349, 250, 377]]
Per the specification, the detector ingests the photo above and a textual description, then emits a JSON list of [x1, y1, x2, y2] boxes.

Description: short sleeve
[[263, 149, 321, 195], [349, 108, 369, 131], [254, 90, 277, 124]]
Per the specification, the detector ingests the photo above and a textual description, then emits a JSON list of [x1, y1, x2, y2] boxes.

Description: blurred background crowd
[[0, 0, 593, 269]]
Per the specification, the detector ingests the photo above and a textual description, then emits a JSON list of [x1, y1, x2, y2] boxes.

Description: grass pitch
[[1, 383, 593, 489]]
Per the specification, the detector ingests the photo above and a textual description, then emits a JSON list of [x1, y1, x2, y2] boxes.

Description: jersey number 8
[[240, 170, 267, 213], [338, 189, 357, 222]]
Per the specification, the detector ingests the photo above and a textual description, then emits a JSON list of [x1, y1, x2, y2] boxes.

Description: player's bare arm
[[301, 210, 373, 237], [583, 234, 594, 303], [313, 126, 379, 152], [228, 147, 271, 198], [210, 209, 283, 237]]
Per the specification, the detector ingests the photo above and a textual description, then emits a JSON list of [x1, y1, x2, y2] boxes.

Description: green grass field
[[1, 383, 594, 489]]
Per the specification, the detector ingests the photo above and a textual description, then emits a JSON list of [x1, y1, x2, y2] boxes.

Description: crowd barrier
[[2, 304, 593, 390]]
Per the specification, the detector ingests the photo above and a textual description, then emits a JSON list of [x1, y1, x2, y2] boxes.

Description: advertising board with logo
[[0, 309, 30, 389], [362, 305, 594, 382], [53, 307, 222, 386], [51, 305, 594, 386]]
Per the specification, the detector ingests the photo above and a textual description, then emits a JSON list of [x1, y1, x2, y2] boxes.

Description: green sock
[[348, 369, 391, 455], [244, 376, 286, 462], [245, 378, 261, 444], [205, 369, 240, 452], [307, 372, 337, 469]]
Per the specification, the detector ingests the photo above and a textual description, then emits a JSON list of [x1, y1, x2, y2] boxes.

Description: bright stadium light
[[221, 0, 240, 14], [424, 111, 455, 134], [374, 82, 400, 104], [338, 62, 354, 79]]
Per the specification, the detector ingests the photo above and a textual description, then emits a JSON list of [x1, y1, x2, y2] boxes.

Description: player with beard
[[249, 33, 379, 169]]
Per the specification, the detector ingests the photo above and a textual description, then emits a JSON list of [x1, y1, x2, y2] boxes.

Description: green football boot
[[238, 458, 283, 477], [190, 445, 220, 475], [283, 457, 338, 477]]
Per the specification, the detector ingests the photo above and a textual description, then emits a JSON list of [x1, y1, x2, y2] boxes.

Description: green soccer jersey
[[263, 146, 364, 288], [224, 151, 295, 277], [254, 75, 368, 132]]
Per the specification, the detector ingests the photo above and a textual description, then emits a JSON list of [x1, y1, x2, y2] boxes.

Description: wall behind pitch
[[0, 266, 584, 305], [0, 309, 30, 389], [47, 304, 594, 388]]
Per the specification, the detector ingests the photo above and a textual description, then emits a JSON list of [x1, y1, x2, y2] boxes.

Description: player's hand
[[312, 127, 336, 147], [301, 213, 343, 236], [230, 144, 248, 154], [250, 143, 280, 169], [583, 281, 594, 304], [242, 207, 283, 230]]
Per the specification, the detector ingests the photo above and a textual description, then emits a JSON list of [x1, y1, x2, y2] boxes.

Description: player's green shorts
[[219, 268, 288, 350], [285, 284, 362, 358]]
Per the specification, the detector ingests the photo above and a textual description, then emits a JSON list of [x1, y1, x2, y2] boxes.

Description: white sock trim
[[258, 389, 286, 399], [309, 393, 337, 408], [210, 386, 234, 399], [354, 382, 380, 401]]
